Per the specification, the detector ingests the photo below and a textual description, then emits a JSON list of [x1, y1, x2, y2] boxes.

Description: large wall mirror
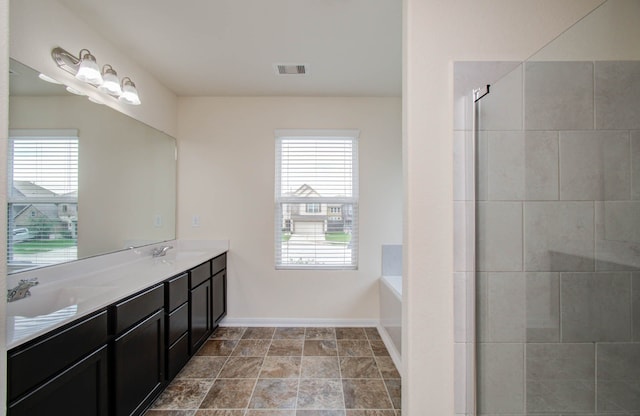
[[8, 59, 177, 274]]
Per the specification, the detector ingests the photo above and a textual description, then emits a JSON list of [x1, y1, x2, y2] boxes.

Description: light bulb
[[99, 65, 122, 96], [88, 96, 104, 105], [38, 73, 62, 84], [65, 86, 85, 96], [75, 50, 103, 84], [119, 78, 141, 105]]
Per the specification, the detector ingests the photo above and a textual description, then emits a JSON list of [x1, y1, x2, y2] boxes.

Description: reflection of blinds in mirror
[[7, 129, 79, 273]]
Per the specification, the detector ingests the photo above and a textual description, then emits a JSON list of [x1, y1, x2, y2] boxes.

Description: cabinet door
[[212, 270, 227, 324], [167, 332, 190, 381], [190, 279, 212, 353], [114, 309, 165, 416], [8, 310, 108, 402], [8, 346, 108, 416]]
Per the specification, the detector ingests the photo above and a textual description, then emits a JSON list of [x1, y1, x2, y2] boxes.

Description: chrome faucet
[[152, 245, 174, 257], [7, 278, 39, 302]]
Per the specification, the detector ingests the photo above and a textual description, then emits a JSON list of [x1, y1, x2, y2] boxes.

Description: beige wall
[[177, 97, 402, 322], [9, 0, 178, 137], [403, 0, 603, 414]]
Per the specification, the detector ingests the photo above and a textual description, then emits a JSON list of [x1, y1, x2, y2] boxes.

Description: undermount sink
[[156, 251, 207, 264], [174, 251, 206, 260], [7, 285, 117, 318]]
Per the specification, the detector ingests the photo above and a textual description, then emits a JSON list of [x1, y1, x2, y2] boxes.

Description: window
[[305, 203, 321, 213], [8, 129, 79, 273], [275, 129, 359, 269]]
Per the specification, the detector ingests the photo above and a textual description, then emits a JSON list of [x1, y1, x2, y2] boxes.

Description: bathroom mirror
[[8, 58, 177, 274]]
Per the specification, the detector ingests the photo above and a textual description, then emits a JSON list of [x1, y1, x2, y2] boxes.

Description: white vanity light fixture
[[98, 64, 123, 95], [65, 86, 85, 96], [38, 73, 62, 84], [88, 96, 105, 105], [75, 49, 103, 84], [51, 46, 141, 105], [119, 77, 141, 105]]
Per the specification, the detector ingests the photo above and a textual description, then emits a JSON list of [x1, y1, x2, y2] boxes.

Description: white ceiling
[[57, 0, 402, 97]]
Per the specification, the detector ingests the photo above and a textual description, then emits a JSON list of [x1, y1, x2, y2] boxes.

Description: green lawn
[[325, 232, 351, 243], [13, 239, 77, 254]]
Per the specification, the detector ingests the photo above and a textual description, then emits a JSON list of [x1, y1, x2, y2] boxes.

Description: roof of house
[[288, 184, 321, 198], [12, 180, 57, 198], [14, 203, 60, 220]]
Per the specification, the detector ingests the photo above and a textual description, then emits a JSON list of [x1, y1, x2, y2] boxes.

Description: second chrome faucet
[[151, 245, 173, 257]]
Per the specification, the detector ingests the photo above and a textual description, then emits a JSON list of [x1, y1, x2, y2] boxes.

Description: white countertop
[[6, 240, 228, 350]]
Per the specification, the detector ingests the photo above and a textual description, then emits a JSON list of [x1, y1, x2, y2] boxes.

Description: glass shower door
[[474, 1, 640, 414]]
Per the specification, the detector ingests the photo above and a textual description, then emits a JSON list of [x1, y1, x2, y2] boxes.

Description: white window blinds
[[275, 129, 359, 270], [8, 129, 79, 273]]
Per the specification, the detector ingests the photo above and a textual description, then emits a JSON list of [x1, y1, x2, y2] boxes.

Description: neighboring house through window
[[7, 129, 79, 273], [275, 129, 359, 269]]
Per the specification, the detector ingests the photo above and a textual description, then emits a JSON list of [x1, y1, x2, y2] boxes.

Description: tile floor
[[145, 326, 401, 416]]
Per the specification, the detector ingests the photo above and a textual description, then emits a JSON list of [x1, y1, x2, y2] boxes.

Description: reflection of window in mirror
[[7, 129, 79, 273]]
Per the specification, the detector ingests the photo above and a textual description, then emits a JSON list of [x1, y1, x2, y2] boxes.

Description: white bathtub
[[379, 275, 402, 372]]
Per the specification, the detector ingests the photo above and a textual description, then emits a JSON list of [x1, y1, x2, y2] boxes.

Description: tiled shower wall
[[456, 60, 640, 416]]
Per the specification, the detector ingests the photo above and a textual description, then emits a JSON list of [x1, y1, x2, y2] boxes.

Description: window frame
[[274, 129, 359, 270]]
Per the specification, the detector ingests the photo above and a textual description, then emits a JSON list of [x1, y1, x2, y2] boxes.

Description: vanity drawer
[[166, 273, 188, 312], [113, 284, 164, 334], [211, 253, 226, 276], [167, 332, 190, 381], [8, 310, 108, 402], [190, 260, 211, 289], [167, 302, 189, 346]]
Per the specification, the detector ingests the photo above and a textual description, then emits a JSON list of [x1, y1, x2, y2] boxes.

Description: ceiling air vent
[[274, 64, 308, 75]]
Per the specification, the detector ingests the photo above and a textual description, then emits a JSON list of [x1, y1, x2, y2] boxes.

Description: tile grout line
[[372, 331, 397, 412], [209, 327, 246, 414], [206, 327, 246, 414], [336, 328, 347, 412], [168, 327, 246, 413], [369, 332, 402, 414], [243, 327, 276, 414], [294, 327, 305, 412], [151, 327, 400, 415]]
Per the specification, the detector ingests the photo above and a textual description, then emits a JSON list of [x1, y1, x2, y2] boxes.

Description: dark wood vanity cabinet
[[9, 346, 109, 416], [212, 269, 227, 323], [6, 251, 227, 416], [189, 261, 213, 353], [189, 253, 227, 354], [165, 273, 190, 380], [7, 311, 109, 416], [211, 253, 227, 324], [112, 285, 165, 416]]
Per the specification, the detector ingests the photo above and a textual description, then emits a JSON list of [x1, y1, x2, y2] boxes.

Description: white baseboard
[[377, 323, 402, 377], [219, 317, 379, 327]]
